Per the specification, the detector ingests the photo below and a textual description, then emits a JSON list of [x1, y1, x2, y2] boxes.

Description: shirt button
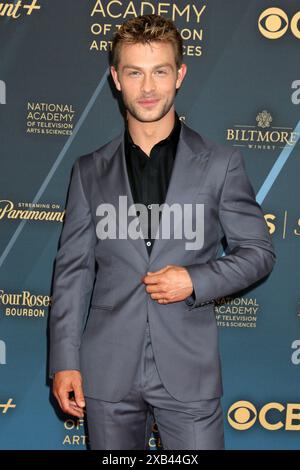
[[146, 241, 152, 247], [147, 204, 152, 209]]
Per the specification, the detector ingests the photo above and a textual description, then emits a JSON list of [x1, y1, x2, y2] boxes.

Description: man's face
[[110, 41, 187, 123]]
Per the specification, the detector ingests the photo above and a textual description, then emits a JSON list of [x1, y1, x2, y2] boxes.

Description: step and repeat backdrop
[[0, 0, 299, 450]]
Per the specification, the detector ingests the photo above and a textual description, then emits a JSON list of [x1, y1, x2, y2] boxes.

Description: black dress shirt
[[124, 112, 182, 257], [124, 113, 195, 318]]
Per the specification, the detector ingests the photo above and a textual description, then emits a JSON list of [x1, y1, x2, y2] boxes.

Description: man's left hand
[[142, 265, 194, 304]]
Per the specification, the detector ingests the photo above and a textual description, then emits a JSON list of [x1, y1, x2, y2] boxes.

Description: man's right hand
[[52, 370, 85, 418]]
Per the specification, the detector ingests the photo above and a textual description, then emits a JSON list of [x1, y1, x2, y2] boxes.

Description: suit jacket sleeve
[[49, 158, 96, 378], [184, 148, 276, 308]]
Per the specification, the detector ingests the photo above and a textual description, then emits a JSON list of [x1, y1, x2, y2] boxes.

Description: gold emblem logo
[[256, 110, 273, 129]]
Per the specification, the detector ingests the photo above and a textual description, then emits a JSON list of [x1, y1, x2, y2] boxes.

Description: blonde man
[[49, 14, 275, 450]]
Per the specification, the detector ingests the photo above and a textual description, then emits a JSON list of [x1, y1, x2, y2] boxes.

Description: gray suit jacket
[[49, 120, 276, 402]]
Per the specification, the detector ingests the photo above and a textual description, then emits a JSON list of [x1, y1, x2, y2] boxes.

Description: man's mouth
[[138, 99, 160, 107]]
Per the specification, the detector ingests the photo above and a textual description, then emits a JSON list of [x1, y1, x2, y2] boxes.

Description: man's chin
[[128, 107, 170, 123]]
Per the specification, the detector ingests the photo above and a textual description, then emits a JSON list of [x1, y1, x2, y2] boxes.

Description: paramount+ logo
[[228, 401, 300, 431], [258, 7, 300, 39]]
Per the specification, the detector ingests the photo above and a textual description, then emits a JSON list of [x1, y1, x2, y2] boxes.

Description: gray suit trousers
[[85, 322, 225, 450]]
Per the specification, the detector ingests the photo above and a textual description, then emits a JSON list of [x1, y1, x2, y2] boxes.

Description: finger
[[73, 381, 85, 409], [55, 382, 84, 418], [59, 389, 75, 415], [53, 390, 63, 411], [65, 399, 85, 417], [141, 266, 168, 283], [147, 265, 170, 275], [150, 292, 166, 300], [70, 398, 86, 415], [146, 284, 164, 293], [143, 274, 162, 285]]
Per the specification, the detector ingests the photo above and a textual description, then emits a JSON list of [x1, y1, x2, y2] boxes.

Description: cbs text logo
[[228, 400, 300, 431]]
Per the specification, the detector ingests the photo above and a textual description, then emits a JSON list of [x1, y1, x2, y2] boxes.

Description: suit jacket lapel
[[96, 133, 150, 263], [149, 122, 211, 264], [96, 121, 211, 266]]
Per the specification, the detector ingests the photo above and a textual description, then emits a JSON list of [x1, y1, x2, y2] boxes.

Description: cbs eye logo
[[228, 401, 257, 430], [258, 7, 300, 39]]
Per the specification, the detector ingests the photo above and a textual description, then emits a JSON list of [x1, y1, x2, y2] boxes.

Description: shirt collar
[[124, 111, 181, 152]]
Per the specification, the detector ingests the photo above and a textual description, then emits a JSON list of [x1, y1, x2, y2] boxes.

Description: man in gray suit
[[49, 14, 275, 450]]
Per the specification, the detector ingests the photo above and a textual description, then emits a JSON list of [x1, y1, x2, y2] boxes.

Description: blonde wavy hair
[[110, 14, 183, 70]]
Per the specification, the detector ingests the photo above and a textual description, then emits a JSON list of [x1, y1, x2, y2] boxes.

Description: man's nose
[[141, 73, 155, 94]]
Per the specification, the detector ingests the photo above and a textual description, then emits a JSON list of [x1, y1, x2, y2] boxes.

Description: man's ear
[[110, 66, 121, 92], [175, 63, 187, 90]]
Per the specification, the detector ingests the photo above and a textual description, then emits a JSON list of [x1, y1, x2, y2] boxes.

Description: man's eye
[[156, 70, 167, 75], [129, 71, 140, 76]]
